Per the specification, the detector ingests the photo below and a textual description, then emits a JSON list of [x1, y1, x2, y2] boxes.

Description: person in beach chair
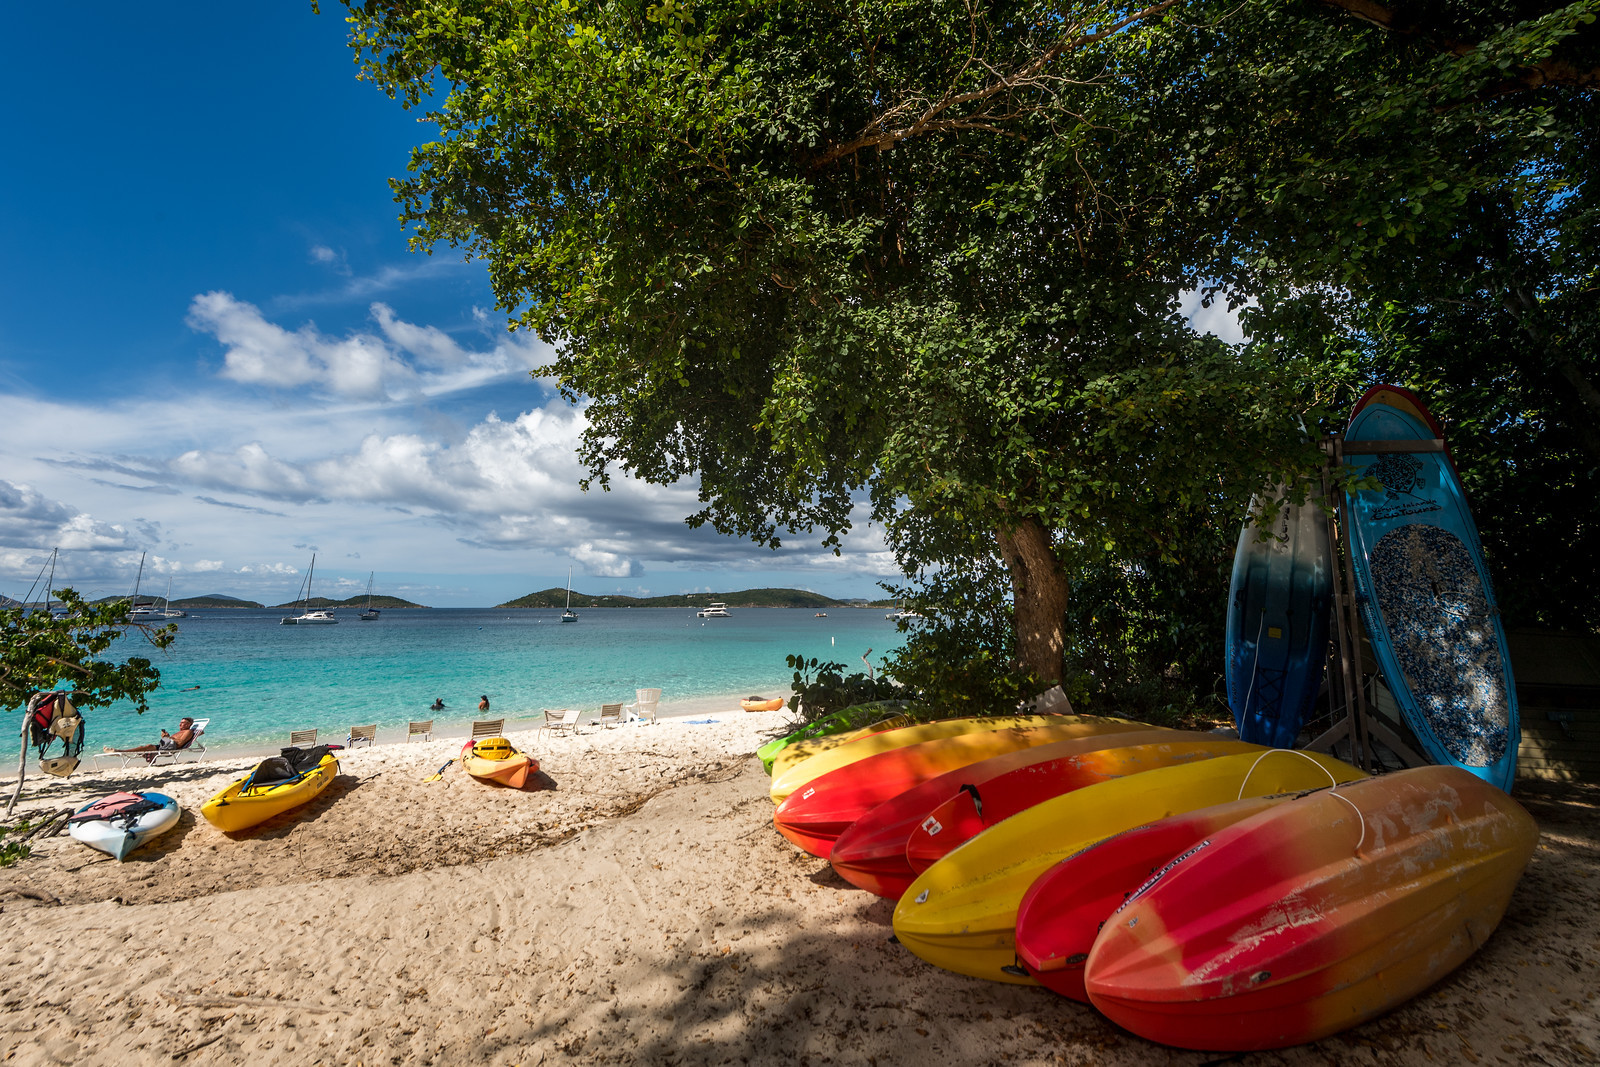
[[119, 717, 197, 762]]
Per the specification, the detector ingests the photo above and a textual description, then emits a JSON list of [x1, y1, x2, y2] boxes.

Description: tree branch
[[808, 0, 1182, 168], [1318, 0, 1600, 91]]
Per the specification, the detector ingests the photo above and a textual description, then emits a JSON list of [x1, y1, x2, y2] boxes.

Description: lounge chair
[[623, 688, 661, 725], [288, 728, 317, 747], [407, 720, 433, 742], [539, 708, 579, 737], [595, 703, 624, 729], [471, 718, 504, 740], [99, 717, 211, 769], [347, 724, 377, 748]]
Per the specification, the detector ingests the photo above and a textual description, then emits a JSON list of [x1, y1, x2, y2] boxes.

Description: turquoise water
[[88, 607, 905, 753]]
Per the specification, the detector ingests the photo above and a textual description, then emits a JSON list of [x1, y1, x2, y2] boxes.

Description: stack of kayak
[[761, 709, 1537, 1050]]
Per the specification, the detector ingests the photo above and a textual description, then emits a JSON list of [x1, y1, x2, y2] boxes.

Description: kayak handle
[[1235, 749, 1339, 801]]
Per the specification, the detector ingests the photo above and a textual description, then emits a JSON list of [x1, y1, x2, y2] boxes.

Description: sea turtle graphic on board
[[1371, 452, 1424, 500]]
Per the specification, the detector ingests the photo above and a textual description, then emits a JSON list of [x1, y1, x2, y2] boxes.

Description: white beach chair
[[539, 708, 580, 737], [595, 703, 624, 729], [407, 720, 433, 742], [347, 724, 377, 748], [101, 717, 211, 768], [471, 718, 505, 740], [289, 728, 317, 747], [623, 688, 661, 725]]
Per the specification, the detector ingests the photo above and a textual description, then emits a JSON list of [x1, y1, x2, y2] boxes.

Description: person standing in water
[[478, 695, 490, 712]]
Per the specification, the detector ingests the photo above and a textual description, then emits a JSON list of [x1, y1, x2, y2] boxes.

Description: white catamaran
[[280, 554, 338, 625]]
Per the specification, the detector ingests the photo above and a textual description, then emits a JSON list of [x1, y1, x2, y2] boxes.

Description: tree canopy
[[341, 0, 1598, 706], [1, 589, 175, 716]]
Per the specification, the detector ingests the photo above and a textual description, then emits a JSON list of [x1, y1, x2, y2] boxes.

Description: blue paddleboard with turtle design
[[1344, 392, 1519, 792], [1226, 490, 1334, 748]]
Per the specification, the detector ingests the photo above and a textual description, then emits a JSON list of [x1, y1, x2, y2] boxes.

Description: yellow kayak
[[892, 749, 1366, 984], [769, 714, 1139, 804], [766, 715, 914, 778], [201, 749, 340, 832]]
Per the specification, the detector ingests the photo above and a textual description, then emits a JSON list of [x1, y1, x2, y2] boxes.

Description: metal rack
[[1303, 433, 1433, 773]]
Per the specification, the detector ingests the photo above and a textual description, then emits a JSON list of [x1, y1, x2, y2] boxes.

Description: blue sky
[[0, 4, 912, 607], [0, 5, 1244, 609]]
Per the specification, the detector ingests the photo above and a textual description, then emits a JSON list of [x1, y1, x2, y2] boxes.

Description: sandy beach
[[1, 714, 1596, 1066]]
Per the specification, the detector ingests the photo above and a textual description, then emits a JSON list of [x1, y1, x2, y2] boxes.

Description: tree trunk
[[995, 517, 1071, 687], [6, 703, 33, 817]]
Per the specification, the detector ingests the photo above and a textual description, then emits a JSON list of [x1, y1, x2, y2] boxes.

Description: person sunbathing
[[120, 717, 197, 762]]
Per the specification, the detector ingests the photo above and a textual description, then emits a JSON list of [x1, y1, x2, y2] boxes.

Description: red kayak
[[828, 728, 1186, 898], [772, 719, 1158, 858], [1012, 793, 1292, 1000], [902, 735, 1264, 875], [1085, 766, 1537, 1051]]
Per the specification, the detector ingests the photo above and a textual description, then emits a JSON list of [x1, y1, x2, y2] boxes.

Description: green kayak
[[757, 703, 914, 774]]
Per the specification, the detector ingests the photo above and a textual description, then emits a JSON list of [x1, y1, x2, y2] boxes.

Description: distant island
[[76, 592, 430, 610], [171, 594, 265, 609], [499, 587, 880, 610], [266, 595, 429, 610]]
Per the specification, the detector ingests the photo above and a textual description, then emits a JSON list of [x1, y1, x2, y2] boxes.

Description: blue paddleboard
[[1344, 394, 1519, 791], [1226, 491, 1333, 748]]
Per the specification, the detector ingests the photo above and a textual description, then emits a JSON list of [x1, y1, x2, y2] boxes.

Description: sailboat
[[279, 554, 338, 625], [359, 572, 380, 620], [128, 553, 158, 620], [561, 567, 578, 623], [156, 577, 186, 618]]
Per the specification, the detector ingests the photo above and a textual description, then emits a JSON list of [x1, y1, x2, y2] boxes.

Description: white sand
[[1, 716, 1596, 1066]]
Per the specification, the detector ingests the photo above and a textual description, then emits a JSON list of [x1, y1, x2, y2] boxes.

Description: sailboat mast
[[306, 553, 316, 610]]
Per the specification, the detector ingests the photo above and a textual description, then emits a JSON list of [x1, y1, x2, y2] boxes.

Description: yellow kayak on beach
[[201, 747, 340, 833], [762, 714, 913, 775], [768, 714, 1140, 804], [891, 750, 1366, 985]]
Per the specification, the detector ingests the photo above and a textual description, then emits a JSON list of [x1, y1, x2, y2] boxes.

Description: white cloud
[[1180, 288, 1255, 346], [0, 479, 131, 553], [237, 562, 299, 577], [570, 542, 644, 578], [309, 244, 351, 276], [187, 292, 553, 400], [191, 559, 224, 572]]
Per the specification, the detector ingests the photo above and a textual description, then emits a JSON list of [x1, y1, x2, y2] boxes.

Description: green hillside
[[268, 595, 429, 609], [499, 587, 847, 609], [171, 595, 265, 609]]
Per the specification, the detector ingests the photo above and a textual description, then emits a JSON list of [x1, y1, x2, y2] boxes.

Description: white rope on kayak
[[1236, 749, 1367, 853], [1327, 788, 1368, 853], [1235, 748, 1339, 800]]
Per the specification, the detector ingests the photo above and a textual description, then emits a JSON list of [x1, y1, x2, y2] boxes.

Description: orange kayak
[[828, 731, 1245, 897], [460, 737, 538, 789], [773, 718, 1157, 857], [768, 714, 1135, 804], [1085, 766, 1537, 1050], [1013, 793, 1292, 1000], [902, 735, 1263, 875]]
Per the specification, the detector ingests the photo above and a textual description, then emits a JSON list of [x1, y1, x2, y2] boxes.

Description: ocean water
[[86, 607, 906, 753]]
